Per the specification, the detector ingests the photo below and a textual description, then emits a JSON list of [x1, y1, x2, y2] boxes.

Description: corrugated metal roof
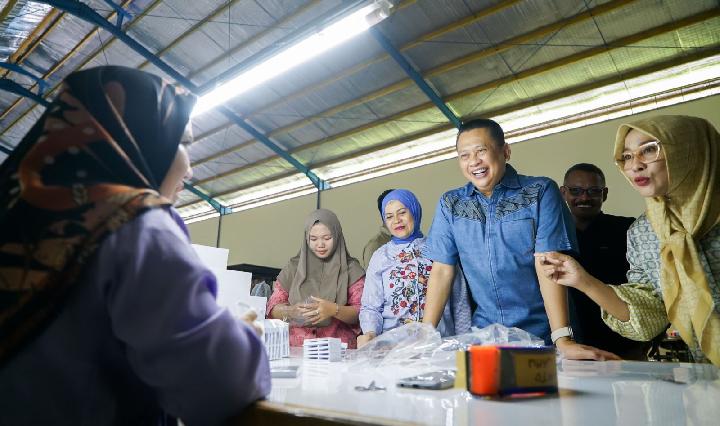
[[1, 0, 719, 219]]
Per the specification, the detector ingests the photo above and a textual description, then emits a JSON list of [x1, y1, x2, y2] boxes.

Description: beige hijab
[[614, 115, 720, 365], [278, 209, 364, 327]]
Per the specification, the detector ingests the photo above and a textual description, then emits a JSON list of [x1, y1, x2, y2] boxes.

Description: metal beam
[[0, 0, 267, 218], [0, 143, 12, 155], [255, 0, 521, 118], [0, 62, 48, 93], [0, 94, 228, 220], [190, 0, 524, 159], [0, 84, 228, 212], [38, 0, 327, 191], [0, 1, 145, 159], [0, 0, 19, 23], [185, 9, 720, 189], [218, 106, 328, 190], [100, 0, 131, 28], [0, 78, 50, 107], [8, 8, 62, 65], [0, 1, 137, 121], [183, 182, 232, 215], [177, 46, 720, 211], [190, 0, 634, 168], [183, 182, 228, 247], [0, 1, 237, 213], [369, 27, 461, 128]]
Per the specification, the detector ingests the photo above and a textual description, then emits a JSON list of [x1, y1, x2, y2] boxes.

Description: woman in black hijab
[[0, 66, 270, 425]]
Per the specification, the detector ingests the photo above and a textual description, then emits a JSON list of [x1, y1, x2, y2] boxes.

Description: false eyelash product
[[303, 337, 346, 362]]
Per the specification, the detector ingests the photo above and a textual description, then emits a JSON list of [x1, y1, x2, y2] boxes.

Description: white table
[[260, 353, 720, 426]]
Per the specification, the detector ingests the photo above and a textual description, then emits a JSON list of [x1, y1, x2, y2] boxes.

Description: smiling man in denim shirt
[[422, 119, 620, 360]]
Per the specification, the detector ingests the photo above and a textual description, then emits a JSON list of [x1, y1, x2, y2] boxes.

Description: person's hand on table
[[555, 337, 622, 361], [357, 332, 376, 348], [299, 296, 339, 326]]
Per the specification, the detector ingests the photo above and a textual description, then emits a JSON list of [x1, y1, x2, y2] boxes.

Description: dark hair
[[377, 189, 395, 214], [456, 118, 505, 147], [563, 163, 606, 185]]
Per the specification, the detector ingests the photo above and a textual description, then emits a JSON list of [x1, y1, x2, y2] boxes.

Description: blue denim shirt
[[425, 164, 578, 341]]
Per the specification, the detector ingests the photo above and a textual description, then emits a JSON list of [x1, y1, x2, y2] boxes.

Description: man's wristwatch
[[551, 326, 574, 344]]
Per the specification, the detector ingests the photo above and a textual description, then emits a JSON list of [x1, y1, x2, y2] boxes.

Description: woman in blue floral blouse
[[358, 189, 433, 347]]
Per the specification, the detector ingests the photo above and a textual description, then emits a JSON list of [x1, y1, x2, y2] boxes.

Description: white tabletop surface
[[267, 351, 720, 426]]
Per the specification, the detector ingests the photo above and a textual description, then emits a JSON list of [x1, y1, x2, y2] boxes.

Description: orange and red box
[[455, 345, 558, 397]]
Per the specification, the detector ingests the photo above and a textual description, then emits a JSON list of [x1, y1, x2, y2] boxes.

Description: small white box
[[262, 319, 289, 360], [302, 337, 345, 362]]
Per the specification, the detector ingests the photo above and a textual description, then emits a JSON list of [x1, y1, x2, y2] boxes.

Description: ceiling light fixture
[[191, 2, 390, 117]]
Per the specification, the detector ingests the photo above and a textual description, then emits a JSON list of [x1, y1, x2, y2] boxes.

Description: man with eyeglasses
[[561, 163, 648, 359]]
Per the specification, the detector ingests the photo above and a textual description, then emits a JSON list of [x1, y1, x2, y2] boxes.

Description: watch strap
[[551, 326, 573, 344]]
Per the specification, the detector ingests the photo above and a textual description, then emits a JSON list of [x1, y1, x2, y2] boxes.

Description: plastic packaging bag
[[275, 296, 316, 327], [250, 280, 272, 298], [348, 323, 544, 369], [348, 323, 442, 368], [436, 323, 544, 353]]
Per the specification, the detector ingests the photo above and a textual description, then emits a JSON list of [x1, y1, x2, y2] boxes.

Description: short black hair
[[563, 163, 606, 185], [456, 118, 505, 147], [377, 189, 395, 214]]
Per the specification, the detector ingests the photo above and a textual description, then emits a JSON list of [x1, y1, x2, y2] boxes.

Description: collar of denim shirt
[[463, 163, 522, 197]]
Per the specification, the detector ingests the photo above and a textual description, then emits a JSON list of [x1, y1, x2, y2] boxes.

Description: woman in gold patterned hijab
[[537, 115, 719, 365]]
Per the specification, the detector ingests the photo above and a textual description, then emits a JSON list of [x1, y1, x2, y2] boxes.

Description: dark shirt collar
[[576, 211, 605, 235], [463, 164, 521, 197]]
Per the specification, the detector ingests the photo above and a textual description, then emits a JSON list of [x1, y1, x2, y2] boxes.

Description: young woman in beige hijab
[[537, 115, 719, 365], [267, 209, 366, 348]]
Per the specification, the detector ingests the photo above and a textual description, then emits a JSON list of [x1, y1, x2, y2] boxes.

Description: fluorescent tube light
[[179, 55, 720, 223], [191, 3, 386, 117]]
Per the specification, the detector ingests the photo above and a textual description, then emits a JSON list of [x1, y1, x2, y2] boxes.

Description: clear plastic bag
[[348, 323, 442, 368], [348, 323, 544, 369], [436, 323, 545, 353], [284, 304, 309, 326], [276, 296, 316, 327]]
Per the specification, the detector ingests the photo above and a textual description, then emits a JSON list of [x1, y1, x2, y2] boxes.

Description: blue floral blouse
[[359, 237, 432, 335]]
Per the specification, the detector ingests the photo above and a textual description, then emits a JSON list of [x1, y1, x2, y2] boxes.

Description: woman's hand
[[271, 303, 305, 325], [299, 296, 339, 326], [536, 252, 632, 322], [534, 252, 592, 292], [357, 332, 376, 348], [240, 310, 263, 336], [556, 338, 622, 361]]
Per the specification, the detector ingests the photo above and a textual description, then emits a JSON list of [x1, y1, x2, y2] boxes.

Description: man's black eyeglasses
[[563, 186, 605, 197]]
